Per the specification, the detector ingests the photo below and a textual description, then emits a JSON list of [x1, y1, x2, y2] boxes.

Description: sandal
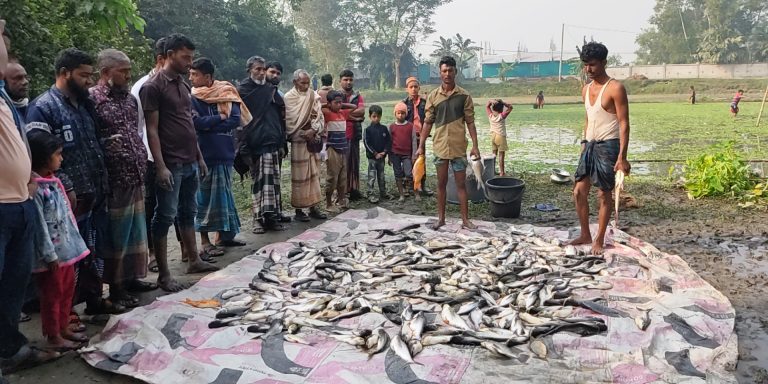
[[148, 259, 159, 273], [266, 221, 286, 231], [20, 312, 31, 322], [202, 245, 225, 257], [125, 280, 158, 292], [216, 239, 246, 247], [111, 293, 140, 308], [0, 345, 62, 375], [252, 221, 266, 234], [199, 251, 218, 264], [294, 210, 310, 222], [68, 312, 87, 333], [84, 299, 126, 316]]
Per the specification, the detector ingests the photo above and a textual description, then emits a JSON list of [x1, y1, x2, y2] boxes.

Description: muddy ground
[[6, 174, 767, 383]]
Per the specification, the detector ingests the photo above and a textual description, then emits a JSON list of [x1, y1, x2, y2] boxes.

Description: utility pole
[[558, 23, 564, 82]]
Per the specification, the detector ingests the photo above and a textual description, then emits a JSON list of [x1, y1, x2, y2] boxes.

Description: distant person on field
[[689, 86, 696, 105], [416, 56, 480, 230], [570, 41, 631, 255], [536, 91, 544, 109], [730, 89, 743, 117], [362, 105, 391, 203], [390, 102, 418, 203], [486, 99, 512, 176]]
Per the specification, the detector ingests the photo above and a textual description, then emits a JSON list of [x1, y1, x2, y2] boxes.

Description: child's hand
[[47, 260, 59, 272]]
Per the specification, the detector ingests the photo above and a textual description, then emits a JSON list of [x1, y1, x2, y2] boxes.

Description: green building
[[481, 53, 578, 80]]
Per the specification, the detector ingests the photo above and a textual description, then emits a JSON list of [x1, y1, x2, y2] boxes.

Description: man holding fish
[[570, 42, 631, 255], [416, 56, 480, 230]]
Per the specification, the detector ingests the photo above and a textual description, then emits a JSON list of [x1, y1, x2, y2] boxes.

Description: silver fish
[[368, 328, 389, 359], [441, 304, 472, 331], [390, 333, 420, 365]]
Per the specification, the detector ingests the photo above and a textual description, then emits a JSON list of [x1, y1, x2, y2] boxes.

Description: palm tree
[[452, 33, 481, 77], [431, 36, 454, 59]]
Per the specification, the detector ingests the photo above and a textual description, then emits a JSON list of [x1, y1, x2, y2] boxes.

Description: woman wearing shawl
[[189, 58, 250, 254], [284, 69, 327, 221]]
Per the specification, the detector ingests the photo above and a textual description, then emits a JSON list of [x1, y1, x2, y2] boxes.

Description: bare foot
[[46, 335, 81, 351], [61, 329, 89, 342], [591, 238, 605, 255], [158, 276, 190, 292], [187, 260, 220, 274], [431, 220, 445, 230], [461, 220, 477, 230], [569, 235, 592, 246]]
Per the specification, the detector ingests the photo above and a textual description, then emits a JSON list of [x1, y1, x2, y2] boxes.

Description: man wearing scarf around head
[[284, 69, 327, 222], [189, 57, 250, 257]]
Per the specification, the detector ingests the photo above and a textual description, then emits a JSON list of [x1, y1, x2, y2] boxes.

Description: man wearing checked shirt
[[416, 56, 480, 230]]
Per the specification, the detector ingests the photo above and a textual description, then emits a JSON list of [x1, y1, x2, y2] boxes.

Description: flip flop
[[111, 294, 140, 308], [199, 252, 218, 263], [148, 259, 159, 273], [252, 222, 266, 234], [125, 280, 158, 292], [203, 245, 225, 256], [0, 346, 62, 375], [84, 299, 126, 315], [216, 239, 246, 247], [20, 312, 31, 322]]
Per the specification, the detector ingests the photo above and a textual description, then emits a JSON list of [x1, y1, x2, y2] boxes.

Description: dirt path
[[7, 175, 766, 383]]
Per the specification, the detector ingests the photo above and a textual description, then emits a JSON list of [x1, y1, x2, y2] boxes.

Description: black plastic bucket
[[484, 177, 526, 218]]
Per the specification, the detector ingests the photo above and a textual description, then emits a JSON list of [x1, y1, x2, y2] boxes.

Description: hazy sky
[[414, 0, 656, 63]]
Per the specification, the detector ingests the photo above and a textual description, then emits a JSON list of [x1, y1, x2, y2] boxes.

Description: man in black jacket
[[238, 56, 287, 234]]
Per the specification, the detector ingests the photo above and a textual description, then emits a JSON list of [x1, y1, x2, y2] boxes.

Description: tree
[[430, 33, 481, 78], [452, 33, 481, 77], [497, 60, 516, 82], [292, 0, 351, 74], [431, 36, 454, 59], [138, 0, 309, 82], [636, 0, 766, 64], [339, 0, 451, 88], [1, 0, 149, 95]]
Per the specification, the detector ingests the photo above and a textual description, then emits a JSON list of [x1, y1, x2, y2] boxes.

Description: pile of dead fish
[[201, 225, 649, 363]]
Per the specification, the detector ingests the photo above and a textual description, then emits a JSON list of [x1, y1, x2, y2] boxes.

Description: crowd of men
[[0, 15, 630, 378]]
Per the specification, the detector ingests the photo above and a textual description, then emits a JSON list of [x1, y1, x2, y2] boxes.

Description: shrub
[[683, 141, 755, 199]]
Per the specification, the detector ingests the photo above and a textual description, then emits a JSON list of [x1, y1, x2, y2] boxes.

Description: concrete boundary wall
[[607, 63, 768, 79]]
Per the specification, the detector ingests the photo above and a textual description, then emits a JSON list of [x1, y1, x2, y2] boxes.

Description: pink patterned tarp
[[81, 208, 738, 383]]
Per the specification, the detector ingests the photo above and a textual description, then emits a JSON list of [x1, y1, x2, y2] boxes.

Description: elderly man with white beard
[[284, 69, 327, 222]]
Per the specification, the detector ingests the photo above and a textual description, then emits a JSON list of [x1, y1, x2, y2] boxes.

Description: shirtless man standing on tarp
[[570, 42, 631, 255]]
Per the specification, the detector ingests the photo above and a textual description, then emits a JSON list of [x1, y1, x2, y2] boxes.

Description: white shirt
[[131, 73, 154, 162]]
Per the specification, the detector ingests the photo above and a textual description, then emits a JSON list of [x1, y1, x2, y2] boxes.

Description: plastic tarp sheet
[[81, 208, 738, 383]]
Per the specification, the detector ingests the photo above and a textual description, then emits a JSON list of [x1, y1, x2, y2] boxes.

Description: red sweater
[[389, 121, 416, 156]]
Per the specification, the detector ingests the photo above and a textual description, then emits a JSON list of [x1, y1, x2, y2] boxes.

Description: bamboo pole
[[757, 82, 768, 127]]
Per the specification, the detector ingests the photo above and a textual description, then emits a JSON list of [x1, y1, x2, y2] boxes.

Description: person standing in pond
[[90, 49, 154, 307], [140, 34, 219, 292], [416, 56, 480, 230], [339, 70, 365, 201], [730, 89, 743, 117], [189, 57, 248, 259], [284, 69, 327, 222], [486, 99, 512, 176], [403, 76, 434, 197], [570, 42, 631, 255]]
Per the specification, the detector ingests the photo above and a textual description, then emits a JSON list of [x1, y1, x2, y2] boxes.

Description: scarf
[[192, 80, 253, 126], [284, 87, 324, 140], [12, 97, 28, 110]]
